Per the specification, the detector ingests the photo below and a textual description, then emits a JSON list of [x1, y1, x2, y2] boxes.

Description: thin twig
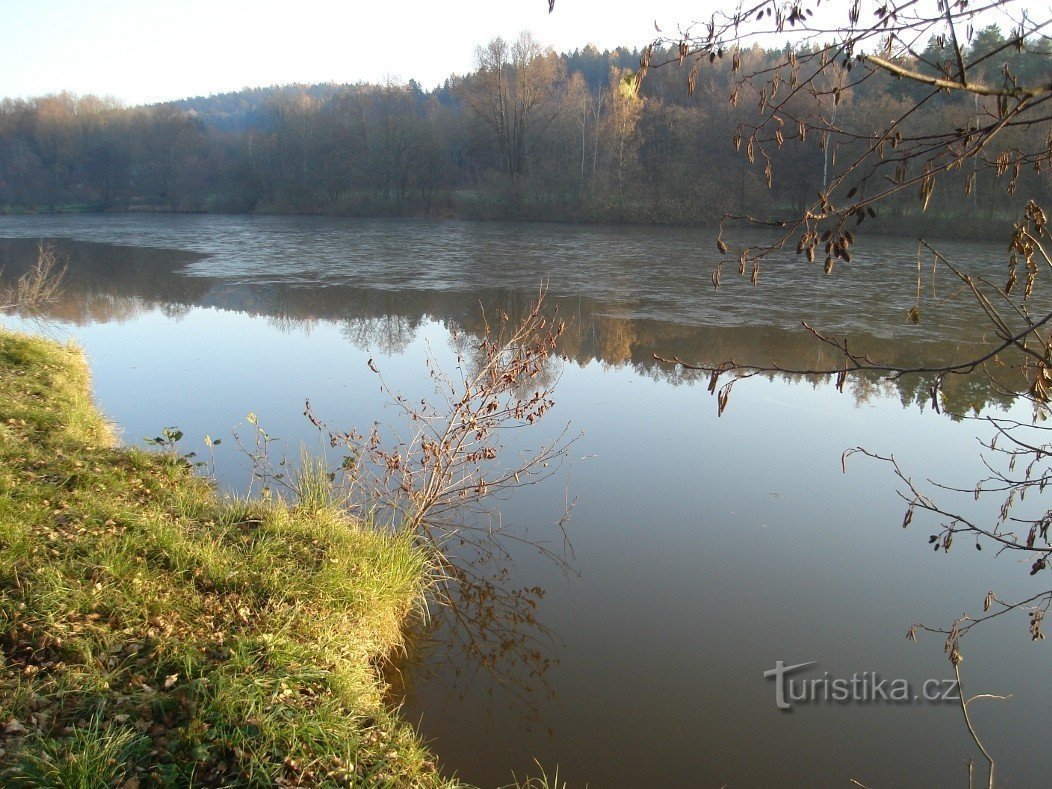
[[953, 660, 997, 789]]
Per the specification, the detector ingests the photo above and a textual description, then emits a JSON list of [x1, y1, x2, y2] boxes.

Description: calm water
[[1, 215, 1047, 786]]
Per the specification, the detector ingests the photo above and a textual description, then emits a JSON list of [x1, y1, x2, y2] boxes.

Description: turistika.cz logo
[[764, 661, 961, 710]]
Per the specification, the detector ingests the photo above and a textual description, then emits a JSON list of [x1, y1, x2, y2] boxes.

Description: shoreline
[[0, 327, 458, 786], [0, 203, 1018, 244]]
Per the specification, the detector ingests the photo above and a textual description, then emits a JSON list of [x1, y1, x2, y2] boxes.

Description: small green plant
[[506, 760, 567, 789], [233, 411, 288, 499], [202, 433, 222, 477], [144, 425, 184, 452]]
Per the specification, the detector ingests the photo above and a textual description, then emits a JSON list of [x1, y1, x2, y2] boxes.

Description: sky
[[0, 0, 720, 105], [1, 1, 1043, 106]]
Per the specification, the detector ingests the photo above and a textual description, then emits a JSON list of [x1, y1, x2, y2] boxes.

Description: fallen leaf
[[3, 718, 27, 735]]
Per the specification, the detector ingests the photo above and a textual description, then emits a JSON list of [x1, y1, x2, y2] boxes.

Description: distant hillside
[[168, 84, 363, 132], [159, 44, 640, 133]]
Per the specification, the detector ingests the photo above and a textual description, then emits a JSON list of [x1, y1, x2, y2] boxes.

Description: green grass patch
[[0, 328, 457, 786]]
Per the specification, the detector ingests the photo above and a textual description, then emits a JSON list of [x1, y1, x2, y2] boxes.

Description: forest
[[0, 27, 1048, 234]]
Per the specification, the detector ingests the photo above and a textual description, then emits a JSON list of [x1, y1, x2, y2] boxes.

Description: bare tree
[[461, 32, 564, 181]]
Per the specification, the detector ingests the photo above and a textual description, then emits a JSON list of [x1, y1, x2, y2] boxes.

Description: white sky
[[0, 0, 720, 105]]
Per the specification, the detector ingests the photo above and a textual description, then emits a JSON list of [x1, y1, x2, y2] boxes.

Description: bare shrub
[[0, 242, 65, 315], [293, 286, 579, 693]]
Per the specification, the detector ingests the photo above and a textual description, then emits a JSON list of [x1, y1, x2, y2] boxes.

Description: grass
[[0, 328, 459, 786]]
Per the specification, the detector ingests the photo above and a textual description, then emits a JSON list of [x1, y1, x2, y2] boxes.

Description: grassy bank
[[0, 328, 456, 786]]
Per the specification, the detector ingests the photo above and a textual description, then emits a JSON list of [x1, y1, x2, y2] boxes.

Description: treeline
[[0, 28, 1048, 228]]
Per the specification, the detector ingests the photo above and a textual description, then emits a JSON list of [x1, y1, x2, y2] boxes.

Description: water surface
[[1, 215, 1046, 786]]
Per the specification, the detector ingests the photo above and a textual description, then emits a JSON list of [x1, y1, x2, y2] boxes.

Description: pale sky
[[0, 1, 1043, 106], [0, 0, 721, 105]]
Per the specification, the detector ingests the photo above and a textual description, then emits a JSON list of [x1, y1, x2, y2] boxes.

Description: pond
[[1, 214, 1047, 786]]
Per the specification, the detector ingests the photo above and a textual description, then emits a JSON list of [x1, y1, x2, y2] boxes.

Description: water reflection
[[0, 236, 1021, 415]]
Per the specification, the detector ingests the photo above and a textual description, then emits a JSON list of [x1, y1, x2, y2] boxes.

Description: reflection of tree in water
[[448, 324, 565, 398], [1, 235, 1028, 416], [265, 313, 316, 335], [0, 237, 212, 326], [594, 308, 637, 368], [45, 293, 149, 326], [160, 302, 191, 321], [384, 531, 565, 724], [340, 314, 419, 355], [448, 289, 566, 394]]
